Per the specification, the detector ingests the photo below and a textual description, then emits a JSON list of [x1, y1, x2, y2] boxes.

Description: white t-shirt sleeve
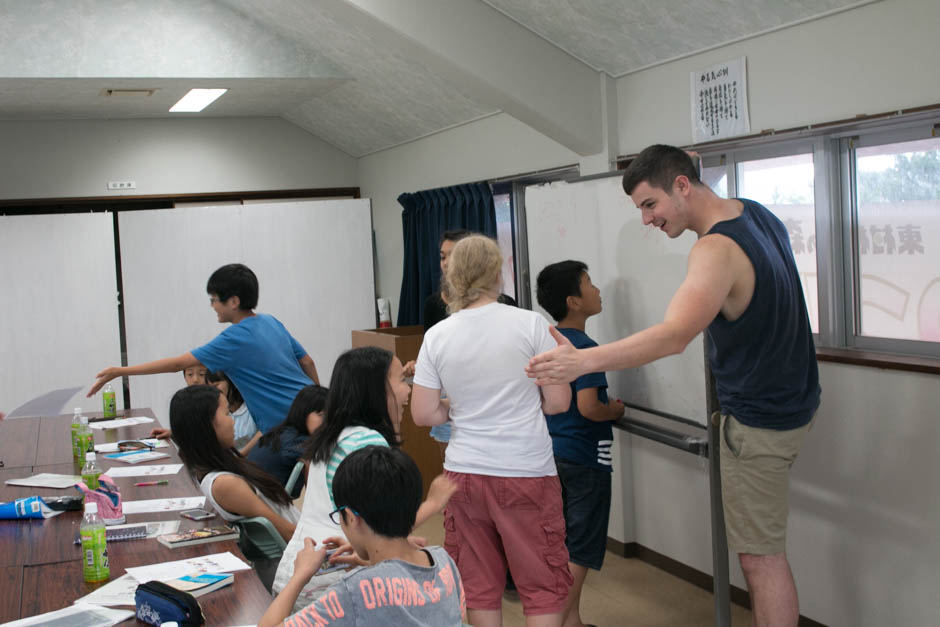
[[412, 331, 441, 389], [531, 312, 557, 355]]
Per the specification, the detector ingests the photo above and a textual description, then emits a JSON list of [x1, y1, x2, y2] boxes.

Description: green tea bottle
[[80, 502, 109, 583], [82, 452, 102, 490], [102, 383, 116, 418], [77, 416, 95, 460], [70, 407, 83, 460]]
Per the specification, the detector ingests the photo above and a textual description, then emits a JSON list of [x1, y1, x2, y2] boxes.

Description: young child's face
[[211, 393, 235, 449], [385, 357, 412, 431], [305, 411, 323, 435], [183, 366, 208, 386], [210, 293, 239, 323], [577, 272, 603, 316]]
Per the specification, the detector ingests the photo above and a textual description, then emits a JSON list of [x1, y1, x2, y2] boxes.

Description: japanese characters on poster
[[691, 57, 750, 143]]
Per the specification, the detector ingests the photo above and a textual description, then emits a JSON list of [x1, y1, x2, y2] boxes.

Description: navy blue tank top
[[706, 199, 820, 430]]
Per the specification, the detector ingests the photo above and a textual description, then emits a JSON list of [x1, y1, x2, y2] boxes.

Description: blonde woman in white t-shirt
[[412, 235, 573, 627]]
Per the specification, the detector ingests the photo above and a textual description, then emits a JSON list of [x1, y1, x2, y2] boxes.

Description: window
[[702, 115, 940, 359], [851, 135, 940, 344], [494, 192, 516, 301]]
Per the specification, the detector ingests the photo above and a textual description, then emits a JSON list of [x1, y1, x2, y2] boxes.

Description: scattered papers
[[89, 416, 154, 430], [122, 496, 205, 515], [73, 574, 139, 607], [0, 602, 133, 626], [103, 451, 170, 464], [4, 386, 83, 419], [5, 473, 80, 489], [104, 464, 182, 478], [125, 551, 251, 583], [95, 439, 167, 453]]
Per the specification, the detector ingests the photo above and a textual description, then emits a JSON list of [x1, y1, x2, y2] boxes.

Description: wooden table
[[0, 409, 273, 625]]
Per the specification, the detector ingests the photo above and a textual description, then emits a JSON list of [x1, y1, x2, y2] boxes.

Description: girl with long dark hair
[[247, 384, 328, 496], [271, 346, 455, 612], [170, 385, 299, 541]]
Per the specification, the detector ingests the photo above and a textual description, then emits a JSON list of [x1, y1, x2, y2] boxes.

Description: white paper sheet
[[102, 451, 169, 464], [104, 464, 182, 478], [5, 386, 84, 419], [122, 496, 205, 514], [73, 574, 139, 607], [89, 416, 154, 430], [95, 439, 167, 453], [125, 551, 250, 583], [4, 473, 80, 489], [0, 602, 133, 626]]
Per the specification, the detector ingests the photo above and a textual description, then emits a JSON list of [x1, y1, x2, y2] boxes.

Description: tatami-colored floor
[[414, 513, 754, 627]]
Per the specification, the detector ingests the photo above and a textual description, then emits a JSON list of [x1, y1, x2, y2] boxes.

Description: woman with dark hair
[[169, 385, 299, 542], [247, 384, 328, 496], [271, 346, 455, 612]]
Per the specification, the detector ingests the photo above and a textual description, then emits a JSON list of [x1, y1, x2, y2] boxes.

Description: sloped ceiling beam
[[320, 0, 603, 156]]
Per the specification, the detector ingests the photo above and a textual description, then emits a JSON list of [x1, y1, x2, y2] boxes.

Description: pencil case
[[134, 580, 205, 627]]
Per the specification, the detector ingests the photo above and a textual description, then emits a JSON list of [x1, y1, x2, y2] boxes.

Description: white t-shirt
[[200, 470, 299, 524], [414, 302, 557, 477]]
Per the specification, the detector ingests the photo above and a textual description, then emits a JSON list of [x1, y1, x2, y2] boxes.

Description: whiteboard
[[525, 175, 707, 425], [119, 200, 375, 425], [0, 213, 123, 415]]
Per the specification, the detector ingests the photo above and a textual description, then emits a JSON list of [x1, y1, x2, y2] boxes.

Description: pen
[[134, 480, 169, 487]]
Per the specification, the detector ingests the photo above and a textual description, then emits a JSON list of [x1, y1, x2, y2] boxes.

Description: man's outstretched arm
[[527, 235, 737, 385]]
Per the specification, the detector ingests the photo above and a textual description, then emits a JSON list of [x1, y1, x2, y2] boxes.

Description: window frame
[[700, 116, 940, 360]]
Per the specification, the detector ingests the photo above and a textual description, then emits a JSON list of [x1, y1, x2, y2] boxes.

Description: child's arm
[[411, 385, 451, 426], [87, 353, 202, 397], [210, 474, 296, 541], [258, 537, 326, 627], [576, 389, 625, 422], [238, 431, 263, 456], [297, 354, 320, 385], [415, 474, 457, 527]]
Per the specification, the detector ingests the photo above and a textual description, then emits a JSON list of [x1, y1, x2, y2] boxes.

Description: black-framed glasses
[[328, 505, 359, 525]]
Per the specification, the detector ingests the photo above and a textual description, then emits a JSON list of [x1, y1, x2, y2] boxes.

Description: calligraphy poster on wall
[[691, 57, 750, 143]]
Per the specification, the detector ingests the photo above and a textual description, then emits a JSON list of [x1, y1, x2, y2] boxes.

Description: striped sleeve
[[324, 430, 390, 505]]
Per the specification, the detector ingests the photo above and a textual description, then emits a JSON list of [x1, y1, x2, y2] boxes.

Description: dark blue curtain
[[397, 181, 497, 326]]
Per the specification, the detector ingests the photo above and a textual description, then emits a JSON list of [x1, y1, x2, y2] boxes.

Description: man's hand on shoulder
[[526, 326, 584, 385]]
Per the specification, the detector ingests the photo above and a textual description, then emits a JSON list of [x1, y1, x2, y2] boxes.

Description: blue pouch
[[134, 580, 205, 626]]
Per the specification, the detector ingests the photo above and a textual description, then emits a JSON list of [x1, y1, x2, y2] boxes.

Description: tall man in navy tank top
[[527, 145, 820, 627]]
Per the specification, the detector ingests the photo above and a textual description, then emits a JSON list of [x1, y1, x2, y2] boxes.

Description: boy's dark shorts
[[555, 458, 612, 571]]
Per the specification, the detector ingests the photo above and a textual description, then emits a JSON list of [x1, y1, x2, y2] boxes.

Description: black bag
[[134, 580, 205, 626]]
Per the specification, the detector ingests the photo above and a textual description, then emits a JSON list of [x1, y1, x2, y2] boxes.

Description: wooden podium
[[351, 326, 444, 498]]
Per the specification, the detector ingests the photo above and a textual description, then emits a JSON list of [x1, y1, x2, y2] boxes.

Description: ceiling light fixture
[[169, 88, 228, 113]]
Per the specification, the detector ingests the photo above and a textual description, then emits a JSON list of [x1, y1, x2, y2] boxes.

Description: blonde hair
[[443, 235, 502, 313]]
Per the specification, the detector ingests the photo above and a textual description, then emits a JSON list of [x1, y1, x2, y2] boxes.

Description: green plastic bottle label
[[103, 391, 116, 418], [71, 424, 81, 459], [82, 470, 101, 490], [79, 432, 95, 458], [80, 526, 109, 583]]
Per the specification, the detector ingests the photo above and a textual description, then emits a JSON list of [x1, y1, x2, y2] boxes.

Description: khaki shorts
[[718, 412, 814, 555]]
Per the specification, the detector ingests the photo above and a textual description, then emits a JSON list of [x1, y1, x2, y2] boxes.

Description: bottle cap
[[85, 452, 96, 461], [74, 407, 82, 413], [85, 502, 98, 514]]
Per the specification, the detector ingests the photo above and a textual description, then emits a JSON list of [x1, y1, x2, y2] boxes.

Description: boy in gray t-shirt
[[259, 447, 466, 627]]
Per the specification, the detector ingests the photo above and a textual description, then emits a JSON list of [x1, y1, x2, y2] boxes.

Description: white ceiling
[[0, 0, 879, 157]]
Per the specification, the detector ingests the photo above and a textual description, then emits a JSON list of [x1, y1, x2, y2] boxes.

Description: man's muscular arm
[[527, 235, 741, 385]]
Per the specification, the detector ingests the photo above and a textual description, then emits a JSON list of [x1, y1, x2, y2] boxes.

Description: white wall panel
[[0, 212, 122, 416], [118, 200, 375, 426]]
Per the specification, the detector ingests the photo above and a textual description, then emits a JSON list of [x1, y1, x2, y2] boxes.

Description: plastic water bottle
[[77, 416, 94, 460], [102, 383, 116, 418], [80, 502, 109, 583], [70, 408, 83, 460], [82, 452, 102, 490]]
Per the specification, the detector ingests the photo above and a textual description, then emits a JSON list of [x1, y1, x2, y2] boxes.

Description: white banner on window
[[691, 57, 750, 143]]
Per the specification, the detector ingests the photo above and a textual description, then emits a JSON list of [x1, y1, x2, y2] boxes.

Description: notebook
[[73, 523, 149, 545]]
